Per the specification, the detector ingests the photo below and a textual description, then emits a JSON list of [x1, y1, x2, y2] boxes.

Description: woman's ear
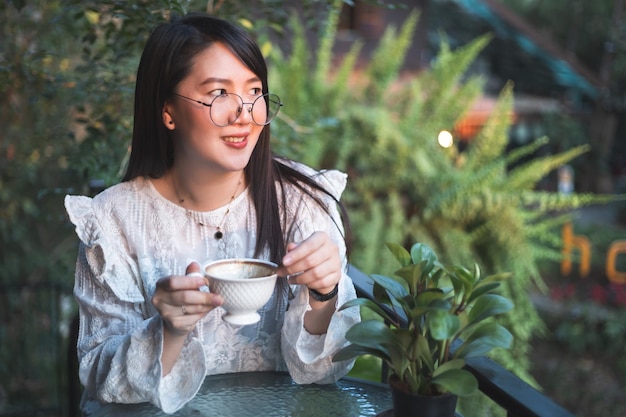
[[162, 104, 175, 130]]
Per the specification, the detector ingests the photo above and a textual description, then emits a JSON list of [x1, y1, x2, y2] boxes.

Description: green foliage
[[0, 0, 190, 412], [267, 4, 623, 415], [333, 242, 514, 397]]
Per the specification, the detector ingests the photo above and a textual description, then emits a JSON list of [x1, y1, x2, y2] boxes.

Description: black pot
[[388, 380, 458, 417]]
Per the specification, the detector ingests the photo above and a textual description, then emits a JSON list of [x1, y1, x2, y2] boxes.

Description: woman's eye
[[250, 87, 262, 96], [210, 89, 228, 97]]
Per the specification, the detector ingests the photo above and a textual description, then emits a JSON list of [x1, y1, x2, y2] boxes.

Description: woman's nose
[[235, 104, 253, 124]]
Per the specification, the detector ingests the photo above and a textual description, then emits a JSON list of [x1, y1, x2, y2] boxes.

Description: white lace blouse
[[64, 165, 360, 414]]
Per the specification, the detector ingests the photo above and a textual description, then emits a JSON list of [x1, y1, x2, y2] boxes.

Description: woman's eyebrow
[[199, 76, 262, 86], [199, 77, 232, 86]]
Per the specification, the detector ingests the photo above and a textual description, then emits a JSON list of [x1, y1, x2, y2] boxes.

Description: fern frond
[[365, 10, 418, 94], [465, 81, 515, 169], [504, 136, 550, 166], [426, 34, 491, 99], [314, 0, 343, 88], [507, 145, 590, 190], [423, 158, 509, 219], [519, 191, 619, 211], [328, 41, 364, 111]]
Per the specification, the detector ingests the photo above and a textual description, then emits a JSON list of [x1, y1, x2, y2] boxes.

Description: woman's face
[[164, 42, 265, 174]]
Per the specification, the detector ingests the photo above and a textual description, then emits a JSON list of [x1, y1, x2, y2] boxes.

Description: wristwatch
[[308, 283, 339, 302]]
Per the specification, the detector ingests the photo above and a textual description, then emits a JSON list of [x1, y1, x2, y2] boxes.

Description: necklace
[[172, 173, 243, 240]]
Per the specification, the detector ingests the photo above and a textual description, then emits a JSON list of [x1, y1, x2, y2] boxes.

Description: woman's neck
[[164, 165, 245, 212]]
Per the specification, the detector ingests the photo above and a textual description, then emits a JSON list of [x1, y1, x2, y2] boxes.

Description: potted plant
[[334, 242, 514, 417]]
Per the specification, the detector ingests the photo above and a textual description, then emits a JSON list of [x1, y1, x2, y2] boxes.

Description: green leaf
[[410, 292, 448, 323], [394, 264, 421, 290], [394, 328, 415, 352], [370, 273, 409, 300], [332, 343, 389, 362], [432, 358, 466, 377], [345, 320, 397, 354], [451, 265, 474, 296], [427, 310, 460, 340], [385, 242, 411, 267], [415, 332, 435, 371], [388, 331, 412, 376], [472, 263, 481, 284], [467, 294, 514, 325], [400, 294, 417, 310], [466, 282, 501, 304], [338, 298, 395, 323], [479, 272, 513, 284], [431, 368, 478, 396], [430, 267, 446, 287], [447, 270, 466, 301], [410, 242, 438, 268], [454, 323, 513, 358], [373, 281, 393, 306]]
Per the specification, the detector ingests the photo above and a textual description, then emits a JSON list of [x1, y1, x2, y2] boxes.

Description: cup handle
[[187, 271, 210, 293]]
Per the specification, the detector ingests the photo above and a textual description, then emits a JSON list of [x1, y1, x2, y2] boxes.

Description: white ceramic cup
[[203, 258, 278, 325]]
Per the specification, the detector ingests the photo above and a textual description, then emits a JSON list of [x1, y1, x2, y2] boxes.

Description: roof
[[445, 0, 600, 99]]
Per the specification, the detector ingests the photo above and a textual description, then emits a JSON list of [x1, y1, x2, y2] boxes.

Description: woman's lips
[[222, 135, 248, 149], [223, 136, 246, 143]]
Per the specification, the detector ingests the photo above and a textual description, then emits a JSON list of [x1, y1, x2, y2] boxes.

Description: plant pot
[[385, 376, 458, 417]]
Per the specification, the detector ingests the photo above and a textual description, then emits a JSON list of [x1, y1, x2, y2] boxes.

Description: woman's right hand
[[152, 262, 223, 336]]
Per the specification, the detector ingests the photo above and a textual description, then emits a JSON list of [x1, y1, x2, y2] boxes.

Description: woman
[[65, 13, 359, 414]]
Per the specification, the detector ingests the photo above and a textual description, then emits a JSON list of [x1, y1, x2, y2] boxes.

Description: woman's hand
[[152, 262, 223, 337], [281, 232, 341, 296], [280, 232, 342, 334]]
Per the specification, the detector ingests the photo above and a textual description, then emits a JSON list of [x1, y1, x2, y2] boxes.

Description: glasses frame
[[172, 92, 282, 127]]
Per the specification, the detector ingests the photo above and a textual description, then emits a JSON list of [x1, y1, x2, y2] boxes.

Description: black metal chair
[[68, 313, 81, 417]]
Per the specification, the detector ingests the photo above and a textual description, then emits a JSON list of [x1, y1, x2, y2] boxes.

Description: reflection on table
[[91, 371, 393, 417]]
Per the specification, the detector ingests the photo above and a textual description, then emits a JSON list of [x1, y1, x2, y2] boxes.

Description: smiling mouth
[[223, 136, 246, 143]]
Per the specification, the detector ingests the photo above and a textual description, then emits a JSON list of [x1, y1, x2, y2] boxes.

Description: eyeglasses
[[173, 92, 282, 127]]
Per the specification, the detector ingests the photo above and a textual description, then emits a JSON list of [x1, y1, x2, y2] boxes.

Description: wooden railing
[[347, 264, 577, 417]]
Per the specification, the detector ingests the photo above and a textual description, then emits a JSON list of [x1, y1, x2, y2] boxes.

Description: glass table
[[90, 371, 393, 416]]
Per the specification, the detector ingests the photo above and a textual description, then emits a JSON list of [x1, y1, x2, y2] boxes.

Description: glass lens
[[210, 95, 242, 127], [251, 94, 281, 125], [210, 93, 281, 127]]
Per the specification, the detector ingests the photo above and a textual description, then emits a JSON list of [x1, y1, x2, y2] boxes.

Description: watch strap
[[308, 283, 339, 302]]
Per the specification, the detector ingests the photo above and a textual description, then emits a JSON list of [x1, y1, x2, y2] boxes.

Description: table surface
[[91, 371, 393, 417]]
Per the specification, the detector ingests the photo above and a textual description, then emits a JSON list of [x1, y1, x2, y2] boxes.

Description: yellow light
[[438, 130, 454, 148]]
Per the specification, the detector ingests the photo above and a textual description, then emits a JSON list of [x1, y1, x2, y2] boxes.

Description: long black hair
[[123, 13, 350, 264]]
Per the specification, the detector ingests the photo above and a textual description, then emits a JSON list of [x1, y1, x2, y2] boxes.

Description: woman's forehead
[[186, 43, 259, 86]]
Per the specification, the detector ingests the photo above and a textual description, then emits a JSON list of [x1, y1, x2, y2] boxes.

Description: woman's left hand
[[279, 231, 341, 296]]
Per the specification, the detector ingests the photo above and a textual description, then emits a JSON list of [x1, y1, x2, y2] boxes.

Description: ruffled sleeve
[[278, 166, 361, 384], [66, 195, 144, 303], [65, 193, 206, 414]]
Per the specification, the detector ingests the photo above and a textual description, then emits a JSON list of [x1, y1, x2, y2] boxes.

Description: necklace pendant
[[214, 229, 223, 240]]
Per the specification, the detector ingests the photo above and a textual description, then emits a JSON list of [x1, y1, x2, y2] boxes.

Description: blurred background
[[1, 0, 625, 416]]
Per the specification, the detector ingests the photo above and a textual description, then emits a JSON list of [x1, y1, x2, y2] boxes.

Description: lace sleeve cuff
[[281, 274, 360, 384], [157, 332, 207, 413]]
